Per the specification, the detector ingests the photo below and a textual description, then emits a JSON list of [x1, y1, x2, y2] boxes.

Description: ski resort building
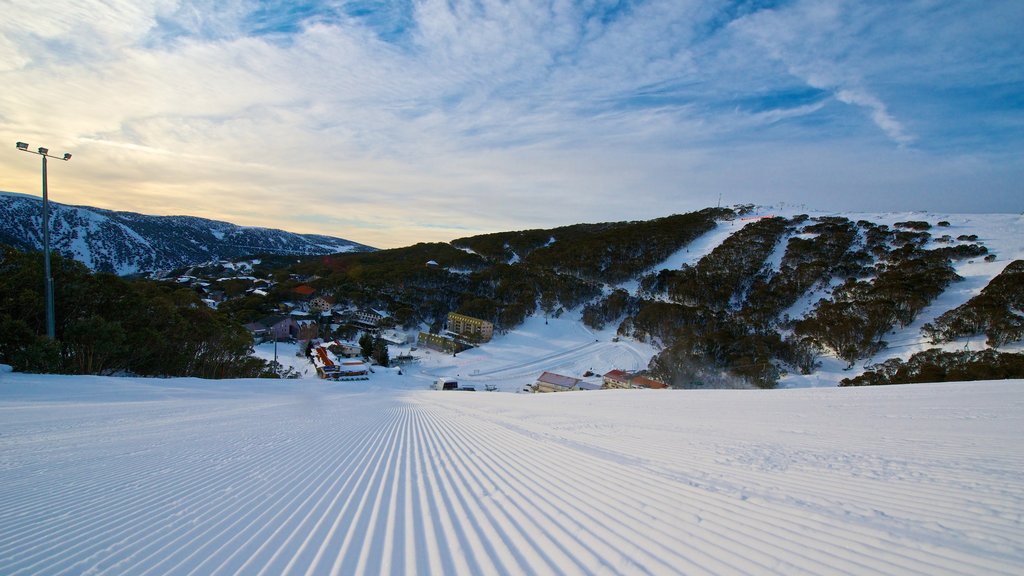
[[533, 371, 582, 393], [446, 312, 494, 343], [417, 332, 469, 354], [602, 370, 669, 390], [355, 309, 389, 332], [602, 369, 633, 389], [311, 342, 369, 380]]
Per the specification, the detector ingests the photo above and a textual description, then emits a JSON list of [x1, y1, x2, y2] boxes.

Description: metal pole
[[16, 142, 70, 340], [41, 154, 55, 340]]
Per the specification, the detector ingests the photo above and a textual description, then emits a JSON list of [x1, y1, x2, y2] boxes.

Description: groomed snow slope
[[1, 374, 1022, 575]]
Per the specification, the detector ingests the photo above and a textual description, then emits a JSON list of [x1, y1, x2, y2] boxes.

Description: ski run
[[1, 370, 1022, 575]]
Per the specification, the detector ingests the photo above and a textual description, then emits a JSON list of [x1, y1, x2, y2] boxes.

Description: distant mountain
[[0, 191, 374, 275]]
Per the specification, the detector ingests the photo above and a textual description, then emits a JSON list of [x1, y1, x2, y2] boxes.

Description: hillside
[[1, 370, 1021, 574], [0, 191, 373, 275], [3, 198, 1021, 388], [274, 207, 1023, 388]]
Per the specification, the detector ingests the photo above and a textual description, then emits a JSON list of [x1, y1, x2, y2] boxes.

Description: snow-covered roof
[[536, 371, 581, 389]]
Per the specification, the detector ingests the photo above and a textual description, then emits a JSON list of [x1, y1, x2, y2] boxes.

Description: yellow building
[[447, 312, 494, 343]]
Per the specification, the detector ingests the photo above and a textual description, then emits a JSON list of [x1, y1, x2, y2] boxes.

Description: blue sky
[[2, 0, 1021, 248]]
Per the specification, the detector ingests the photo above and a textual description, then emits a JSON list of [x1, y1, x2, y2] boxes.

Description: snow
[[405, 314, 657, 391], [2, 208, 1023, 573], [1, 366, 1022, 574]]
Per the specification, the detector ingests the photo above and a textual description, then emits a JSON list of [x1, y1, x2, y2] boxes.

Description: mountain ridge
[[0, 191, 374, 275]]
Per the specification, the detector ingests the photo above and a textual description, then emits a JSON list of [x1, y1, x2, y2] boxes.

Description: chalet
[[245, 315, 295, 342], [534, 371, 582, 393], [294, 319, 319, 341], [602, 369, 633, 389], [326, 340, 362, 358]]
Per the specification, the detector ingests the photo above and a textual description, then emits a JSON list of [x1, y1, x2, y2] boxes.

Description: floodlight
[[14, 140, 73, 340]]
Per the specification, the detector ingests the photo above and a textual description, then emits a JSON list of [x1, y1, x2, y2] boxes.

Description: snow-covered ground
[[252, 313, 659, 392], [1, 367, 1022, 575]]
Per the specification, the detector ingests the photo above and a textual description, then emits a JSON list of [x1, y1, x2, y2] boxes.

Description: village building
[[447, 312, 494, 343], [308, 296, 332, 313], [630, 375, 669, 390], [417, 332, 468, 354], [355, 309, 389, 331], [533, 371, 582, 393], [602, 369, 633, 389], [294, 319, 319, 341], [310, 342, 369, 379], [326, 340, 362, 358], [602, 369, 669, 390], [379, 329, 408, 346], [244, 315, 295, 342]]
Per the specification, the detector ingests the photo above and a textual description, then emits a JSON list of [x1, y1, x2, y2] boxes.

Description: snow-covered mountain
[[0, 191, 374, 274]]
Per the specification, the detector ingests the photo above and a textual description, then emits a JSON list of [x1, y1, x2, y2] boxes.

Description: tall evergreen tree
[[373, 336, 390, 367]]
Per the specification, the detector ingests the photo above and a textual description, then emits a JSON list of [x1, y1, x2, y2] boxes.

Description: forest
[[0, 246, 271, 378]]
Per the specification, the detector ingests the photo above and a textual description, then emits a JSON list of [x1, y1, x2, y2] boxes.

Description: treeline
[[840, 349, 1024, 386], [274, 212, 726, 334], [923, 260, 1024, 347], [0, 246, 271, 378], [453, 209, 729, 284]]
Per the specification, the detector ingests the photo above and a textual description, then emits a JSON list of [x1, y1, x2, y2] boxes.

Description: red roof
[[603, 369, 631, 381], [631, 375, 668, 389], [293, 284, 316, 296]]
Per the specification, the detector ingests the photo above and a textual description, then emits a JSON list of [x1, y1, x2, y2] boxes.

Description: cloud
[[727, 0, 915, 145], [1, 1, 1021, 248]]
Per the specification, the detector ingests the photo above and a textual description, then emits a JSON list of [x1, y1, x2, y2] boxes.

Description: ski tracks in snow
[[1, 382, 1023, 575]]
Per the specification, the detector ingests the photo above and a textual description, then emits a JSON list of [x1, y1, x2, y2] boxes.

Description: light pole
[[15, 142, 72, 340]]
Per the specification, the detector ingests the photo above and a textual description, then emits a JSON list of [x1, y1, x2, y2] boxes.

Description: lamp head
[[37, 147, 48, 155], [16, 142, 28, 150], [63, 153, 72, 161]]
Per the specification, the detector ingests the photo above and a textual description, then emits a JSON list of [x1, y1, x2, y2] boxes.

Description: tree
[[373, 336, 389, 367], [359, 332, 374, 360]]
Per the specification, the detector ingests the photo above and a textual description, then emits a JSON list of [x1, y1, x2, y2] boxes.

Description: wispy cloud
[[1, 0, 1021, 248]]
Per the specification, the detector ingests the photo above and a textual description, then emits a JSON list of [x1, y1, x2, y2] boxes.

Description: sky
[[2, 1, 1022, 249]]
